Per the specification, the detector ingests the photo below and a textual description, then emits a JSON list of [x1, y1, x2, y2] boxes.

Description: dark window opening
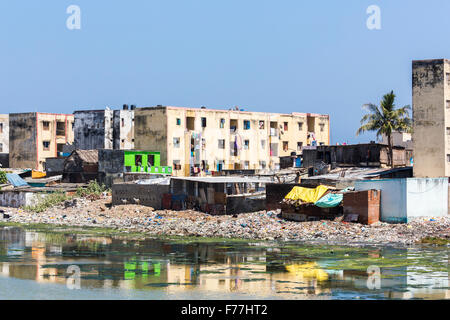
[[135, 155, 142, 167], [148, 154, 155, 166]]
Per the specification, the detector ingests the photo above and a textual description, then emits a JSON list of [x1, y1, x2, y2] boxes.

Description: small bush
[[0, 171, 7, 184], [76, 180, 109, 198], [24, 191, 71, 213]]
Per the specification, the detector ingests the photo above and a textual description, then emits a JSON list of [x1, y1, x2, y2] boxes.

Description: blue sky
[[1, 0, 450, 144]]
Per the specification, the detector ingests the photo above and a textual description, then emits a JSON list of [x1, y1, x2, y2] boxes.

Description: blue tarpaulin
[[6, 173, 28, 187]]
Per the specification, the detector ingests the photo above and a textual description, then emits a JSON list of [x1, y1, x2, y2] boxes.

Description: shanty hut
[[62, 149, 99, 183]]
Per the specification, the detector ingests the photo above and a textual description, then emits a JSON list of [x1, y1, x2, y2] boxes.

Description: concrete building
[[134, 106, 330, 176], [412, 59, 450, 177], [9, 112, 74, 170], [381, 132, 412, 149], [73, 105, 134, 150], [0, 114, 9, 167]]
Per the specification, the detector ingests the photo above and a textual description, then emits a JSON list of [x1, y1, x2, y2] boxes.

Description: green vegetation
[[76, 180, 109, 197], [420, 237, 450, 245], [23, 191, 71, 213], [356, 90, 412, 168], [0, 171, 7, 184]]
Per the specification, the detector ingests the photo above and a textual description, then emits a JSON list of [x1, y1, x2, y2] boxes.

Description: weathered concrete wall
[[412, 59, 447, 177], [302, 144, 406, 168], [0, 190, 42, 208], [98, 149, 125, 187], [355, 178, 448, 223], [113, 110, 134, 150], [74, 110, 107, 150], [226, 194, 265, 214], [134, 107, 168, 166], [0, 114, 9, 154], [112, 183, 170, 209], [98, 149, 124, 173], [9, 112, 74, 170], [45, 157, 66, 176], [9, 113, 37, 169]]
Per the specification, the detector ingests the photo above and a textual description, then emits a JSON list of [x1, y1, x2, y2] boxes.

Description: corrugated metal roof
[[70, 150, 98, 163]]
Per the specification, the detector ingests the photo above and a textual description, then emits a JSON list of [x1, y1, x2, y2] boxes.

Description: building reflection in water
[[0, 226, 448, 299]]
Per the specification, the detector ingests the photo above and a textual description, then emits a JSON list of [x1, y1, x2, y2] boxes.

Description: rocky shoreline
[[1, 195, 449, 245]]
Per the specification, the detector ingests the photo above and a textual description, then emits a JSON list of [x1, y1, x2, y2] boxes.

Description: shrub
[[76, 180, 109, 198], [0, 171, 7, 184], [24, 191, 71, 213]]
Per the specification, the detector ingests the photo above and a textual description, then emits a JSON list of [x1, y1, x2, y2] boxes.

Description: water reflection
[[0, 226, 448, 299]]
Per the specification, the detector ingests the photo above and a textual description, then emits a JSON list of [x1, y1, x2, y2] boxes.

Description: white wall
[[355, 179, 407, 223], [355, 178, 448, 223]]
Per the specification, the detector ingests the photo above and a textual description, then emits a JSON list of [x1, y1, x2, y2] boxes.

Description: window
[[447, 101, 450, 109], [284, 122, 288, 131], [121, 118, 125, 127], [297, 142, 303, 151], [259, 161, 266, 169], [218, 139, 225, 149], [186, 117, 195, 130], [298, 122, 303, 130], [219, 118, 225, 128], [230, 119, 238, 132], [148, 154, 155, 166], [244, 140, 250, 150], [261, 139, 266, 149], [43, 121, 50, 131], [201, 117, 207, 128], [447, 154, 450, 162], [0, 143, 2, 152], [135, 155, 142, 166], [447, 73, 450, 86], [0, 123, 3, 133], [283, 141, 289, 151], [43, 141, 50, 150], [244, 161, 250, 169], [319, 123, 325, 132], [243, 120, 250, 130], [173, 137, 180, 148], [173, 160, 181, 170], [176, 118, 181, 126], [56, 121, 65, 136], [259, 120, 265, 129]]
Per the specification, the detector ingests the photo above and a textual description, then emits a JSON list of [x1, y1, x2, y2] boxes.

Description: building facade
[[9, 112, 74, 170], [73, 105, 134, 150], [0, 114, 9, 167], [134, 106, 330, 176], [412, 59, 450, 177], [0, 114, 8, 154]]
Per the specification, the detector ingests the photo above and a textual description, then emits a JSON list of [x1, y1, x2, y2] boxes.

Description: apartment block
[[0, 114, 9, 167], [134, 106, 330, 176], [9, 112, 74, 170], [0, 114, 8, 154], [73, 105, 134, 150], [412, 59, 450, 177]]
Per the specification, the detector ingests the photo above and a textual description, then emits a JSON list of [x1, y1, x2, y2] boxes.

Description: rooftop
[[170, 176, 275, 184], [138, 105, 329, 118]]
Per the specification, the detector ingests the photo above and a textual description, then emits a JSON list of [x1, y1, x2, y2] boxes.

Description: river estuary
[[0, 226, 448, 299]]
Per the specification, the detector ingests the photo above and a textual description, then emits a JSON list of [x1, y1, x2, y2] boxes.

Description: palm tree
[[356, 90, 412, 168]]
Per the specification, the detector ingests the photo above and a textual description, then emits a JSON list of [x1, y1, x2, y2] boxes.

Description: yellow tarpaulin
[[284, 185, 329, 203], [286, 262, 329, 281], [31, 170, 46, 179]]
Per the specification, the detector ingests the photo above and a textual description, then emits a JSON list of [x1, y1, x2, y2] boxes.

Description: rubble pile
[[1, 196, 449, 245]]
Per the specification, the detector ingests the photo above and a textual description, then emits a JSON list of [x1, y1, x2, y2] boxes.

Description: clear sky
[[2, 0, 450, 144]]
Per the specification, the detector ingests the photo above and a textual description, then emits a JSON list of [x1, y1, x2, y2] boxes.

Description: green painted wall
[[124, 150, 172, 174]]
